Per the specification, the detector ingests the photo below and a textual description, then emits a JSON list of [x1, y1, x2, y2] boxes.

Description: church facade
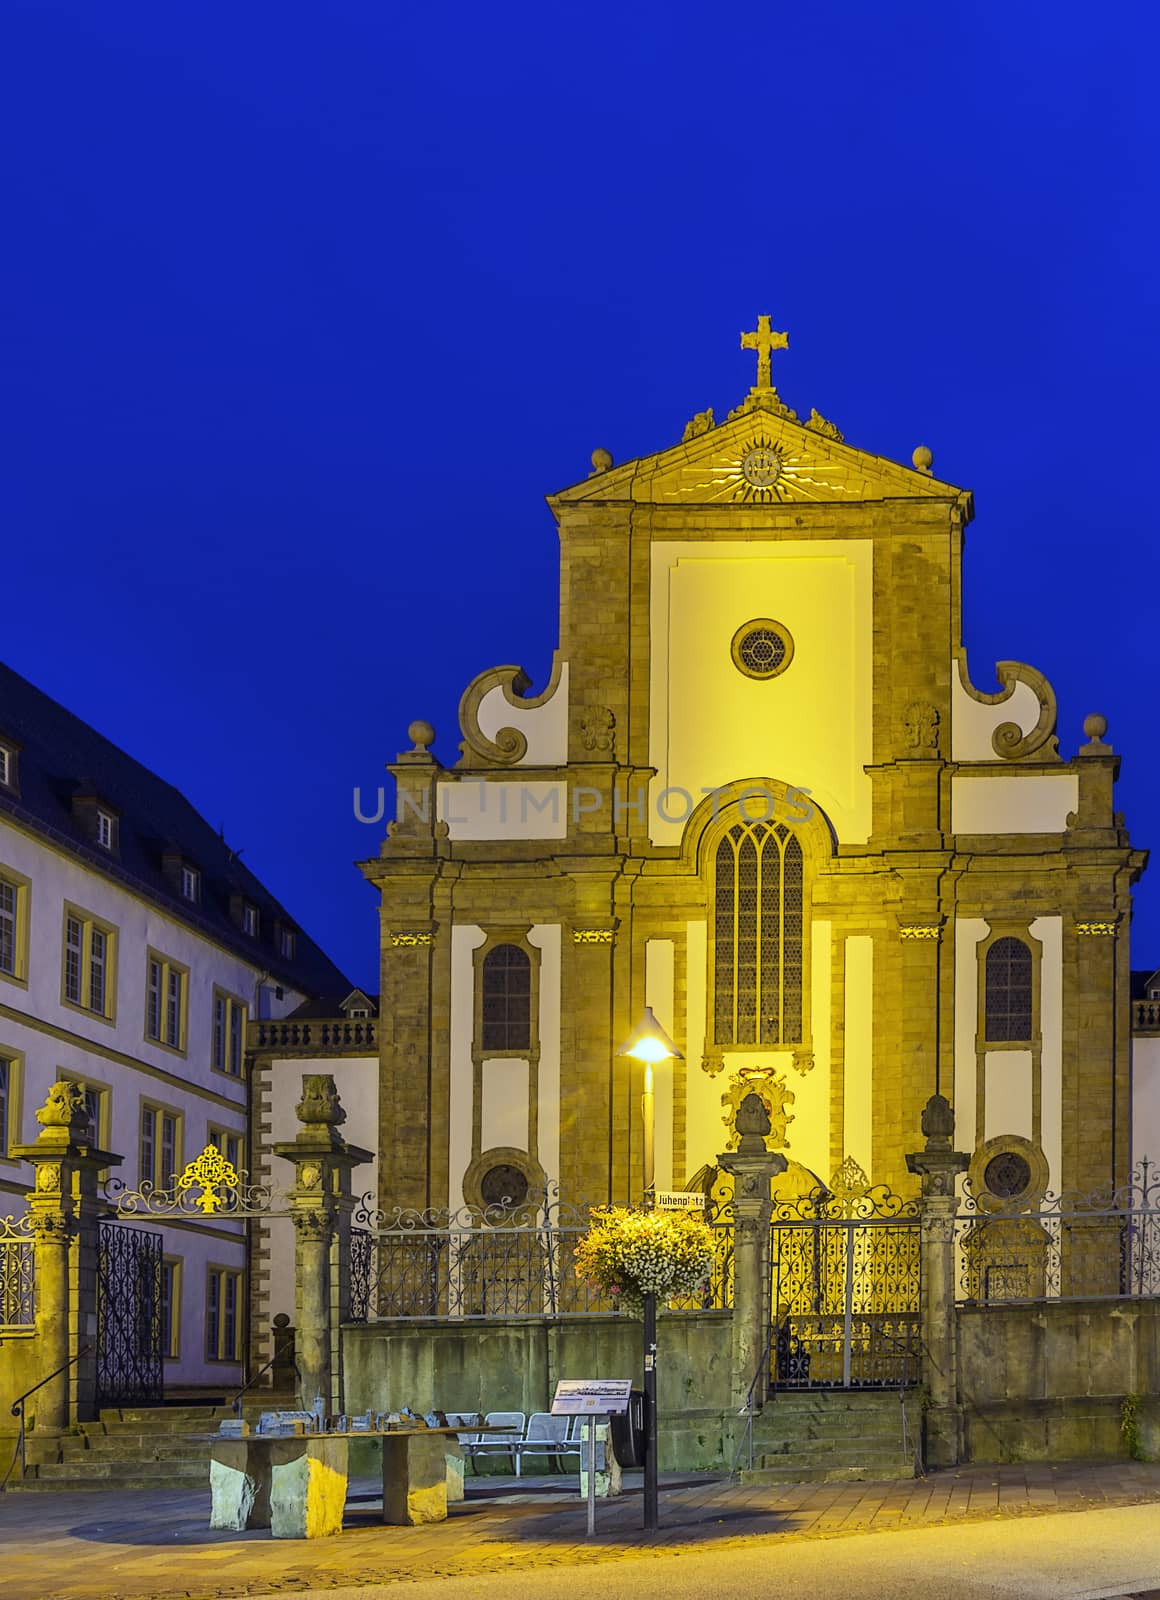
[[359, 320, 1148, 1224]]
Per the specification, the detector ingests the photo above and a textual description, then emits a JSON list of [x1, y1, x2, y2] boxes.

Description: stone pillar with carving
[[717, 1094, 787, 1409], [274, 1075, 371, 1416], [12, 1081, 122, 1429], [906, 1092, 969, 1467]]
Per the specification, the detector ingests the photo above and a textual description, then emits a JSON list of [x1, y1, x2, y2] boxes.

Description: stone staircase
[[739, 1390, 922, 1484], [7, 1398, 289, 1492]]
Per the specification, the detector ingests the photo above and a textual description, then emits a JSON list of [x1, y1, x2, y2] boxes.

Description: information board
[[551, 1378, 632, 1416]]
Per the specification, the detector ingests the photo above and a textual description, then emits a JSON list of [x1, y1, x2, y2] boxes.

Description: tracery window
[[714, 821, 803, 1046], [480, 943, 532, 1051], [984, 937, 1033, 1043]]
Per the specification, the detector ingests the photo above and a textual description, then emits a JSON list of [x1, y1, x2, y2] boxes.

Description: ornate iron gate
[[770, 1163, 921, 1389], [97, 1221, 163, 1407]]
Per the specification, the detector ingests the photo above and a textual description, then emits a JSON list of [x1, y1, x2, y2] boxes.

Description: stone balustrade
[[249, 1018, 378, 1055], [1133, 999, 1160, 1034]]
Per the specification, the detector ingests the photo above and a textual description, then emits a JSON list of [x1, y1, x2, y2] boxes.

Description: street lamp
[[616, 1006, 683, 1532]]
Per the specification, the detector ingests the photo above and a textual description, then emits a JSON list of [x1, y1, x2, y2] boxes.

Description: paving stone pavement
[[2, 1460, 1160, 1600]]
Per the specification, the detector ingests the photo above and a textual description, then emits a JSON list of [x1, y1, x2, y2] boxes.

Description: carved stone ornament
[[722, 1068, 795, 1150], [681, 408, 716, 441], [31, 1210, 74, 1243], [572, 928, 614, 945], [903, 701, 941, 756], [805, 408, 844, 443], [456, 655, 566, 769], [956, 656, 1060, 762], [387, 930, 434, 948], [292, 1209, 334, 1242], [899, 924, 942, 941], [920, 1092, 955, 1150], [791, 1048, 815, 1077], [1075, 921, 1117, 938], [700, 1049, 726, 1079], [579, 706, 616, 756], [296, 1075, 346, 1129], [299, 1163, 322, 1190], [35, 1162, 62, 1192], [35, 1080, 87, 1134]]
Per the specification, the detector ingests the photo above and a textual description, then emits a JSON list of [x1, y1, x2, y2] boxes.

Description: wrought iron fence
[[954, 1161, 1160, 1305], [96, 1221, 163, 1407], [0, 1214, 34, 1328], [348, 1190, 733, 1322]]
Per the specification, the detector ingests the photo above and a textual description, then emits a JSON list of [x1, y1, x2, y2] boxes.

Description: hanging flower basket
[[573, 1206, 716, 1319]]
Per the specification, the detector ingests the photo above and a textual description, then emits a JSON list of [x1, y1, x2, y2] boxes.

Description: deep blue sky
[[4, 2, 1158, 990]]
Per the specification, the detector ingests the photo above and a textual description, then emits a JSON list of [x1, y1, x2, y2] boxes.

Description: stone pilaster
[[906, 1092, 969, 1467], [12, 1080, 121, 1430], [274, 1075, 371, 1416], [718, 1094, 787, 1409]]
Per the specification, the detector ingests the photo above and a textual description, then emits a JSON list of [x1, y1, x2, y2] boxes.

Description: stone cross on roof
[[740, 314, 789, 390]]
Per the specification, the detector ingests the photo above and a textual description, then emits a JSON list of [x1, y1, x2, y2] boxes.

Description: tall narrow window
[[480, 943, 532, 1051], [0, 879, 17, 975], [65, 916, 83, 1004], [146, 954, 186, 1049], [206, 1266, 243, 1361], [140, 1105, 155, 1183], [0, 1054, 11, 1153], [161, 1258, 181, 1359], [212, 991, 246, 1076], [88, 927, 107, 1015], [63, 910, 114, 1016], [714, 821, 804, 1046], [985, 937, 1033, 1042], [139, 1103, 179, 1184]]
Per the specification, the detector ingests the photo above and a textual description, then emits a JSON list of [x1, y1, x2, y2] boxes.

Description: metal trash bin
[[608, 1389, 646, 1468]]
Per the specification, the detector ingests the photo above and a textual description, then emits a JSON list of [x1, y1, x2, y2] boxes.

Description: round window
[[731, 619, 795, 681], [984, 1151, 1032, 1200], [479, 1163, 530, 1210]]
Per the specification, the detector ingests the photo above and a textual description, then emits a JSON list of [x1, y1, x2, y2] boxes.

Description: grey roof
[[0, 659, 350, 998]]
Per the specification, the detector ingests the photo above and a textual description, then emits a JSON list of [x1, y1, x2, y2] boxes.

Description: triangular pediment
[[549, 392, 968, 514]]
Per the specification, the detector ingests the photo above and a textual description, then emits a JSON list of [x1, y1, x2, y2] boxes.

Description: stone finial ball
[[590, 447, 614, 473], [408, 719, 436, 750], [1083, 713, 1108, 741], [912, 445, 934, 473]]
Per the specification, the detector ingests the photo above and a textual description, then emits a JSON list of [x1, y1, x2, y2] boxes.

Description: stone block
[[577, 1422, 620, 1498], [382, 1433, 448, 1525], [269, 1439, 348, 1539], [208, 1442, 271, 1530], [445, 1439, 465, 1502]]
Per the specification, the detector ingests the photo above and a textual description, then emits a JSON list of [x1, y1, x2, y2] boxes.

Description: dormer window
[[96, 809, 116, 851], [243, 904, 259, 938], [348, 1005, 369, 1018], [0, 744, 16, 791], [278, 927, 295, 960], [181, 866, 200, 903]]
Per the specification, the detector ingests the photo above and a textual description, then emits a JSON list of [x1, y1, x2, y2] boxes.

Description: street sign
[[551, 1378, 632, 1416], [654, 1189, 706, 1212]]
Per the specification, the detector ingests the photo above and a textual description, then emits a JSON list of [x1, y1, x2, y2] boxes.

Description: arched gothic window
[[984, 937, 1033, 1043], [713, 821, 803, 1046], [480, 943, 532, 1051]]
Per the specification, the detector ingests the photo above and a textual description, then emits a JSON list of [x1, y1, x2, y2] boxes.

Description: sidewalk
[[2, 1460, 1160, 1600]]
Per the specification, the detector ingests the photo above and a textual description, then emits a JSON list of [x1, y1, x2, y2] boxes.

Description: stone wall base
[[960, 1395, 1160, 1465]]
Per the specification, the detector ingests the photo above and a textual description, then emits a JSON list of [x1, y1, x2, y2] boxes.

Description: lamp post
[[616, 1005, 683, 1532]]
